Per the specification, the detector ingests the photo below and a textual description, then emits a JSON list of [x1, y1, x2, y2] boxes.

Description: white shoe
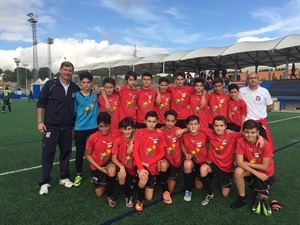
[[39, 183, 51, 195], [201, 194, 214, 206], [59, 178, 73, 188]]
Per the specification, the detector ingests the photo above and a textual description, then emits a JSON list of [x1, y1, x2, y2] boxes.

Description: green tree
[[38, 67, 51, 80], [0, 68, 3, 75], [2, 69, 14, 82]]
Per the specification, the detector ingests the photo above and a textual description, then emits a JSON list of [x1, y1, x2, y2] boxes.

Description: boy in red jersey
[[230, 120, 274, 216], [227, 84, 247, 132], [133, 111, 166, 211], [199, 116, 264, 206], [181, 115, 207, 202], [85, 112, 121, 208], [207, 77, 230, 128], [158, 110, 182, 203], [165, 70, 195, 128], [112, 117, 136, 208], [103, 71, 138, 124], [98, 77, 120, 129], [155, 77, 171, 128], [189, 77, 210, 128], [135, 72, 157, 129]]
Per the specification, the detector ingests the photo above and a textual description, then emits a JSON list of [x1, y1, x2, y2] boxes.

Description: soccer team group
[[37, 62, 278, 216]]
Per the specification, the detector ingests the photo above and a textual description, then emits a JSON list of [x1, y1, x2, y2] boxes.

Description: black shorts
[[192, 162, 201, 179], [227, 123, 241, 132], [135, 122, 146, 129], [207, 162, 233, 188], [253, 175, 275, 196], [146, 174, 156, 188], [175, 119, 187, 129], [91, 169, 107, 188], [168, 164, 180, 179]]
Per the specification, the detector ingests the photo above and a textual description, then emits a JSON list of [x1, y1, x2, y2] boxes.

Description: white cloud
[[0, 38, 169, 73]]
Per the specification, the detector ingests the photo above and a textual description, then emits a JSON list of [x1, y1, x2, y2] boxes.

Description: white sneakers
[[39, 184, 51, 195], [39, 178, 73, 195], [59, 178, 74, 188]]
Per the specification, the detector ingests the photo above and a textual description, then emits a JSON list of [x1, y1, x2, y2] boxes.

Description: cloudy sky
[[0, 0, 299, 73]]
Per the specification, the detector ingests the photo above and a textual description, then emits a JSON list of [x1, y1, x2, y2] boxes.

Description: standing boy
[[158, 110, 182, 203], [111, 117, 136, 208], [181, 115, 207, 201], [133, 111, 166, 211], [230, 120, 274, 216], [85, 112, 120, 208], [135, 72, 157, 129], [98, 77, 120, 129], [189, 78, 210, 128], [227, 84, 247, 132], [207, 77, 230, 127], [37, 61, 80, 195], [73, 71, 98, 187], [155, 77, 171, 128]]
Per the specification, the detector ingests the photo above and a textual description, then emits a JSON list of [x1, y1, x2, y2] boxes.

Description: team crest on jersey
[[107, 142, 112, 148], [254, 152, 260, 158], [233, 106, 237, 111], [222, 139, 227, 146], [220, 98, 225, 104], [172, 137, 177, 143], [182, 93, 186, 98], [255, 96, 261, 101], [196, 141, 202, 148], [150, 137, 158, 144]]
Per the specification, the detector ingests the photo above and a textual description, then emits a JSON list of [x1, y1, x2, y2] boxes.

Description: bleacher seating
[[263, 80, 300, 97]]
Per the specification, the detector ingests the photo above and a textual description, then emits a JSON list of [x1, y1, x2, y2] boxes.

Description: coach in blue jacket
[[37, 61, 80, 195]]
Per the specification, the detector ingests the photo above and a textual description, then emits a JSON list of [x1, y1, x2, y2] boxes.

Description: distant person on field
[[37, 61, 80, 195], [230, 120, 274, 216], [2, 86, 12, 113], [239, 72, 274, 151], [73, 71, 98, 187], [28, 90, 35, 103]]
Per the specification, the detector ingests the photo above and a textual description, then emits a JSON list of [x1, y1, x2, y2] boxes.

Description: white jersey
[[239, 85, 273, 120]]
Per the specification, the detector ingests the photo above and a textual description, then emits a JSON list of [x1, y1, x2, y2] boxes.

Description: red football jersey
[[189, 93, 210, 128], [86, 129, 121, 170], [227, 98, 247, 127], [136, 88, 157, 123], [235, 137, 274, 177], [160, 126, 182, 168], [112, 135, 136, 176], [201, 128, 242, 172], [155, 91, 172, 124], [118, 86, 138, 122], [133, 128, 166, 175], [181, 131, 207, 165], [168, 86, 194, 120], [98, 92, 120, 129], [208, 93, 230, 124]]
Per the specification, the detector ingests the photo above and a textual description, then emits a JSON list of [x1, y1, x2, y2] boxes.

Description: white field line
[[267, 115, 300, 124], [1, 116, 300, 176]]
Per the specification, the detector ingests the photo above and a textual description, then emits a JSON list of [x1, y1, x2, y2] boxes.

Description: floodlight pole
[[14, 58, 21, 88], [27, 13, 39, 80], [23, 64, 29, 92], [47, 38, 54, 79]]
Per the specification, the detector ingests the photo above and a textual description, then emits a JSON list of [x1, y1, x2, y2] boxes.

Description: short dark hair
[[142, 71, 152, 79], [125, 71, 137, 81], [228, 83, 239, 92], [145, 110, 158, 120], [164, 109, 178, 119], [119, 117, 135, 129], [213, 115, 227, 125], [79, 71, 93, 81], [60, 61, 74, 70], [213, 77, 223, 86], [186, 115, 199, 124], [97, 112, 111, 125], [174, 70, 185, 79], [159, 77, 170, 84], [193, 77, 205, 86], [103, 77, 116, 87], [242, 119, 259, 131]]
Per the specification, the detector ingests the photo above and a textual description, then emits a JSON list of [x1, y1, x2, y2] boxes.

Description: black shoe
[[230, 199, 246, 209]]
